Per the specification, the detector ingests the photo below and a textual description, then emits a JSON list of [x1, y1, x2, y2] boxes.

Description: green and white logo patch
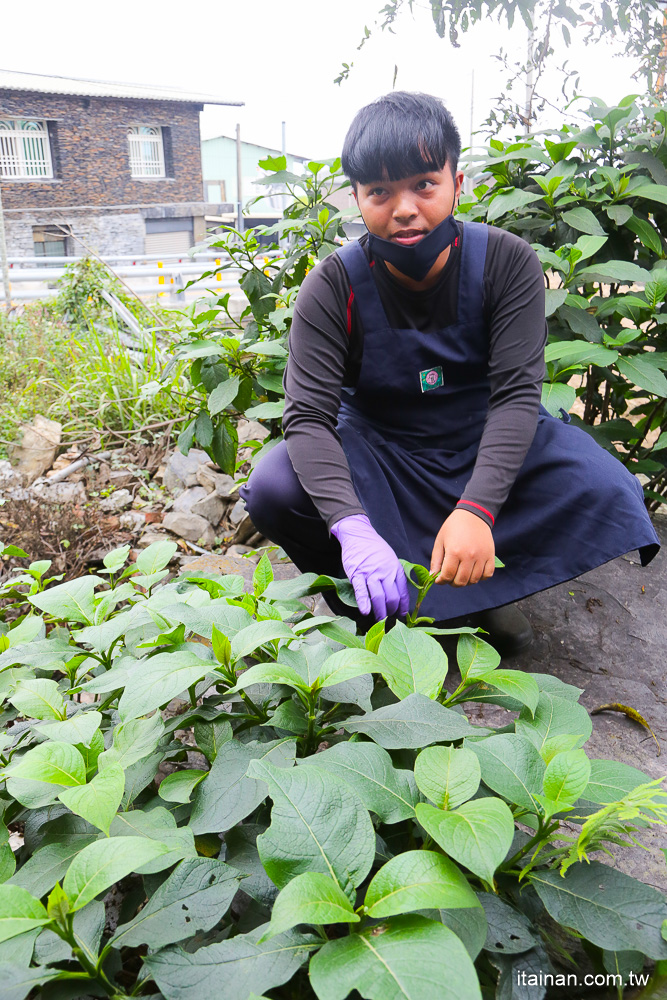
[[419, 366, 443, 392]]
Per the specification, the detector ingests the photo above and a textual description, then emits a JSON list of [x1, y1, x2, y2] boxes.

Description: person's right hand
[[331, 514, 410, 621]]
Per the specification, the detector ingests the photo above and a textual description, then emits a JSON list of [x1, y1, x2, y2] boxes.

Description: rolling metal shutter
[[144, 229, 193, 255]]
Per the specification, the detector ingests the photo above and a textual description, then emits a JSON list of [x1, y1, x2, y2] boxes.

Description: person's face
[[354, 165, 464, 246]]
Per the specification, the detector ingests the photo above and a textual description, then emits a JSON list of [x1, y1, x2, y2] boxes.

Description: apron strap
[[336, 239, 390, 333], [456, 221, 489, 329]]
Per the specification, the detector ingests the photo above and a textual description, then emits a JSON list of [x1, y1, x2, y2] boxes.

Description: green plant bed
[[0, 543, 665, 999]]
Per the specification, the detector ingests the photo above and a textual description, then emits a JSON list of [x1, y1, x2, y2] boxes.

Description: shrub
[[462, 96, 667, 509], [0, 545, 665, 998]]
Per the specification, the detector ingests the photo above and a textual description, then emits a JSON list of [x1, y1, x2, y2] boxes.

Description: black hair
[[341, 91, 461, 187]]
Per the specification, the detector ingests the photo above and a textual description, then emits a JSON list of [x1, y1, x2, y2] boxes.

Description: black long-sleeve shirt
[[282, 222, 547, 530]]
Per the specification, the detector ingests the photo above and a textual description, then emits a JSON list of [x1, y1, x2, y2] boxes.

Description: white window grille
[[128, 125, 165, 178], [0, 119, 53, 179]]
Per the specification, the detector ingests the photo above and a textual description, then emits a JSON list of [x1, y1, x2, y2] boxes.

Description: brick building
[[0, 69, 241, 257]]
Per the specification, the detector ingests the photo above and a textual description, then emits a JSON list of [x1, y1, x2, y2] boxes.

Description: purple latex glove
[[331, 514, 410, 621]]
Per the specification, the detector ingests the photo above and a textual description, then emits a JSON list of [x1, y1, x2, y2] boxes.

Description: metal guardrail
[[0, 249, 266, 303]]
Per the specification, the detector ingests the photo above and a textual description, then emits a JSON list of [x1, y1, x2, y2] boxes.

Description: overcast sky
[[1, 0, 645, 161]]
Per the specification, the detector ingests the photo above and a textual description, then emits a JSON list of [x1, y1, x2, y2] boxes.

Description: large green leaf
[[340, 694, 488, 749], [135, 540, 178, 575], [544, 341, 618, 369], [58, 763, 124, 835], [98, 712, 165, 770], [63, 836, 171, 911], [29, 576, 103, 625], [144, 925, 316, 1000], [378, 623, 448, 699], [7, 838, 98, 897], [416, 798, 514, 884], [414, 746, 481, 809], [248, 760, 375, 891], [299, 742, 418, 824], [0, 886, 50, 943], [576, 261, 650, 285], [457, 634, 500, 681], [473, 670, 540, 715], [111, 858, 243, 949], [479, 893, 539, 954], [158, 769, 207, 804], [584, 759, 651, 804], [39, 711, 102, 746], [316, 648, 381, 689], [6, 742, 86, 787], [310, 915, 481, 1000], [531, 862, 667, 959], [9, 680, 64, 721], [263, 872, 359, 940], [208, 375, 241, 415], [616, 355, 667, 397], [541, 381, 576, 417], [486, 189, 543, 222], [117, 650, 212, 720], [364, 850, 478, 918], [468, 733, 545, 812], [625, 182, 667, 206], [516, 693, 592, 753], [225, 660, 309, 695], [230, 621, 296, 662], [190, 738, 296, 835], [0, 963, 61, 1000], [562, 207, 606, 236], [194, 718, 233, 762], [109, 807, 196, 873], [537, 749, 591, 818]]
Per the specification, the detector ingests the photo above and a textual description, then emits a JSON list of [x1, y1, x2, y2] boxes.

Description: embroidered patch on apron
[[419, 366, 443, 392]]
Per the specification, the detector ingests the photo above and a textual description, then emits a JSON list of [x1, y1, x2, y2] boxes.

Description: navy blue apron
[[334, 222, 660, 620]]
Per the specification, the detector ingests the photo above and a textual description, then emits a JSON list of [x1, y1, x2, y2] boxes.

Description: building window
[[128, 125, 165, 178], [33, 225, 70, 264], [0, 119, 53, 179]]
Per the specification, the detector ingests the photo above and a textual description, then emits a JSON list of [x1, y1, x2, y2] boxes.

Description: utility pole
[[235, 123, 244, 235], [524, 27, 535, 135], [656, 2, 667, 94], [0, 184, 11, 313]]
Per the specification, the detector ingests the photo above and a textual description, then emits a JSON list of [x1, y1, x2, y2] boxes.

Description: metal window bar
[[0, 120, 52, 179], [128, 126, 165, 178]]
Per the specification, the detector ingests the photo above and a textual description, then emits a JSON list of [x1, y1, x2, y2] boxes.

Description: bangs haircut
[[341, 91, 461, 187]]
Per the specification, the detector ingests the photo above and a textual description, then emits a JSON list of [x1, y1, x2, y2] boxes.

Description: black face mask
[[367, 211, 459, 282]]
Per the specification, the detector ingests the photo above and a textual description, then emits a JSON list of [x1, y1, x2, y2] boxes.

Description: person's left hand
[[430, 508, 495, 587]]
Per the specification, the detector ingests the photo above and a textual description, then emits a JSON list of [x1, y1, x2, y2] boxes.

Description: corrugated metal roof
[[0, 68, 242, 106]]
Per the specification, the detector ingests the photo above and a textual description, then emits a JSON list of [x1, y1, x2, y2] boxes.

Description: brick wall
[[0, 91, 205, 209]]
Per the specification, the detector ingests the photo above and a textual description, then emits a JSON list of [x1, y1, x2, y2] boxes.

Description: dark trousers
[[239, 440, 373, 627]]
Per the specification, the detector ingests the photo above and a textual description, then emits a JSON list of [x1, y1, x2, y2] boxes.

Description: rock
[[100, 489, 133, 512], [107, 469, 134, 489], [163, 511, 215, 546], [31, 480, 86, 504], [226, 544, 260, 563], [196, 465, 236, 497], [163, 449, 211, 494], [237, 419, 269, 444], [229, 499, 247, 526], [137, 530, 168, 548], [119, 511, 145, 532], [173, 486, 208, 513], [13, 415, 62, 482], [182, 551, 256, 585], [191, 492, 226, 525], [0, 460, 21, 489]]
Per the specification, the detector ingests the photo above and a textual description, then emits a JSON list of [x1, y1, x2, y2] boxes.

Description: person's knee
[[240, 441, 306, 535]]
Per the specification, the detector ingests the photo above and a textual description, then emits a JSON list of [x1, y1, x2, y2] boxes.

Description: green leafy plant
[[0, 542, 665, 998], [163, 156, 352, 477], [461, 96, 667, 509]]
